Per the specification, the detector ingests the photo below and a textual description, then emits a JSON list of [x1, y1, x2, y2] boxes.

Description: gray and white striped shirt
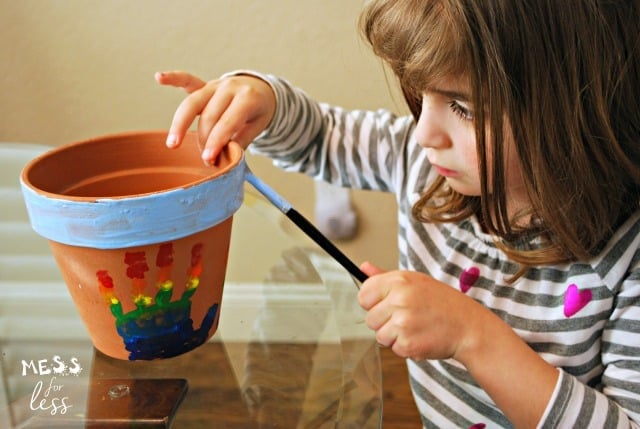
[[249, 72, 640, 428]]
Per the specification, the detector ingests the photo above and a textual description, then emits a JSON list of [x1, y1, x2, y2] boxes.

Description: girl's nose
[[414, 97, 451, 149]]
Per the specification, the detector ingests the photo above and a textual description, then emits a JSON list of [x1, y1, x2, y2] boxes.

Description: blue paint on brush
[[245, 171, 291, 212]]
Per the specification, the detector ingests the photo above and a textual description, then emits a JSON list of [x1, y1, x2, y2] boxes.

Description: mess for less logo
[[20, 355, 83, 416]]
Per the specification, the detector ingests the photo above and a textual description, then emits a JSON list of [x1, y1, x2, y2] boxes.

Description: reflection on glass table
[[0, 143, 382, 428]]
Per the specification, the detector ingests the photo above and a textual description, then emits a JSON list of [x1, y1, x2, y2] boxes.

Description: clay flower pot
[[20, 131, 246, 360]]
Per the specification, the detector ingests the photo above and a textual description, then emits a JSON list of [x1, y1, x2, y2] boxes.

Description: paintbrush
[[245, 170, 368, 285]]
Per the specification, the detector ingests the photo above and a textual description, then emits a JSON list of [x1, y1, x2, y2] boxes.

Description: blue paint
[[245, 169, 292, 213], [118, 303, 219, 360], [20, 157, 247, 249]]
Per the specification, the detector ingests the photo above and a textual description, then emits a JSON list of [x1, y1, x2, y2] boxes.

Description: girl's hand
[[357, 261, 493, 363], [155, 71, 277, 165], [359, 262, 560, 427]]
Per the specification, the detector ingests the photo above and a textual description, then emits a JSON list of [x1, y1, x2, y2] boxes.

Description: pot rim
[[19, 130, 241, 201], [19, 130, 246, 249]]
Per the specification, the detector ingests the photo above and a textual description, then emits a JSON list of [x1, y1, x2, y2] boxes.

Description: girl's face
[[414, 76, 529, 215]]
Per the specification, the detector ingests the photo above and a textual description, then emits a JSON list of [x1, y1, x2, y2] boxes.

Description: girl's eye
[[449, 100, 474, 121]]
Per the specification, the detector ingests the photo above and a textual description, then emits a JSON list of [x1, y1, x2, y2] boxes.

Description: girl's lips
[[433, 164, 459, 177]]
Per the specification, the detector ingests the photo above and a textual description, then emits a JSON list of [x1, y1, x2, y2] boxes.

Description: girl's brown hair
[[361, 0, 640, 272]]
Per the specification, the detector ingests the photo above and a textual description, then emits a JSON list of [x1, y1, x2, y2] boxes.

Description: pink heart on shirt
[[563, 284, 592, 317], [459, 266, 480, 293]]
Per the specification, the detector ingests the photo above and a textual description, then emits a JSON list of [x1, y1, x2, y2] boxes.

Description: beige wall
[[0, 0, 404, 269]]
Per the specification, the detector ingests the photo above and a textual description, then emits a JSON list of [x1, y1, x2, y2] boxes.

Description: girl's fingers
[[374, 317, 398, 349], [360, 261, 385, 276], [199, 109, 238, 164], [196, 90, 236, 160], [156, 71, 210, 148], [365, 301, 392, 331], [157, 73, 276, 163], [166, 84, 220, 149], [357, 267, 390, 311], [199, 89, 267, 163], [229, 121, 264, 149], [155, 71, 206, 93]]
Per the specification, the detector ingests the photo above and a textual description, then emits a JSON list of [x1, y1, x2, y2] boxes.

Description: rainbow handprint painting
[[22, 131, 244, 361], [96, 242, 219, 360], [48, 218, 233, 361]]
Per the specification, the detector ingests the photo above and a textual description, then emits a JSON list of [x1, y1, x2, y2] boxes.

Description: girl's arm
[[358, 263, 559, 428], [156, 70, 414, 196], [245, 72, 415, 194], [359, 259, 640, 428]]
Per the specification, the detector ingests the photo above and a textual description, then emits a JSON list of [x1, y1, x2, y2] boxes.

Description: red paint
[[189, 243, 204, 277], [190, 243, 203, 267], [96, 270, 114, 288], [125, 251, 149, 279], [155, 243, 174, 267]]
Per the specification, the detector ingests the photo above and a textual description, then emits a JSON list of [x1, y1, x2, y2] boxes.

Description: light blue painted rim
[[20, 156, 247, 249]]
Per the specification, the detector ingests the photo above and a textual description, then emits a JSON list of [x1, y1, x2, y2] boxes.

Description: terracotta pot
[[20, 131, 246, 360]]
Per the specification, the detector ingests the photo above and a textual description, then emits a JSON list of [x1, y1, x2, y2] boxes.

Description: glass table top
[[0, 143, 382, 428]]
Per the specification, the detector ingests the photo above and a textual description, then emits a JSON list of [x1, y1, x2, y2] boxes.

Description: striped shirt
[[248, 72, 640, 428]]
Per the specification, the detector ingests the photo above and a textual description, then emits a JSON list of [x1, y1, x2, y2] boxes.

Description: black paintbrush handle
[[245, 170, 368, 284], [285, 208, 368, 283]]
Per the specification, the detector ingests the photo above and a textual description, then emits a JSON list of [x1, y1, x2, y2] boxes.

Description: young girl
[[156, 0, 640, 427]]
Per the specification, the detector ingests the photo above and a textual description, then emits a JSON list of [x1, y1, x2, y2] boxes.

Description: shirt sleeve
[[235, 71, 415, 195], [539, 255, 640, 429]]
